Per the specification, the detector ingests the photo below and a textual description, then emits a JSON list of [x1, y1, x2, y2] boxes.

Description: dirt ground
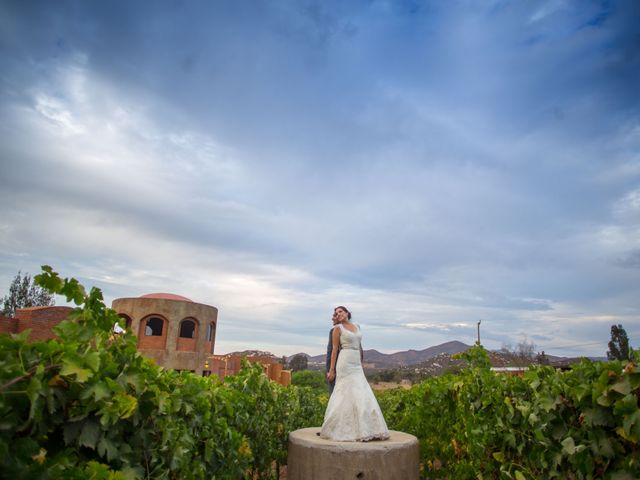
[[370, 381, 412, 391]]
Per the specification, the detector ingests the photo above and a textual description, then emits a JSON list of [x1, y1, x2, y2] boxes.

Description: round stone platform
[[288, 427, 419, 480]]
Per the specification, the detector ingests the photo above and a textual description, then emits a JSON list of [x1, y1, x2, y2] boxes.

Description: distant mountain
[[303, 340, 472, 369], [287, 352, 311, 359], [230, 346, 605, 373], [380, 341, 471, 367], [408, 350, 608, 377]]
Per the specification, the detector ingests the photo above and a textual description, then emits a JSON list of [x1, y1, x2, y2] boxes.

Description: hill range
[[291, 340, 472, 369], [230, 340, 602, 372]]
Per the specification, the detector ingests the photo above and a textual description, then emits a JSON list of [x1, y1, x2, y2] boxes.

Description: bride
[[320, 306, 390, 442]]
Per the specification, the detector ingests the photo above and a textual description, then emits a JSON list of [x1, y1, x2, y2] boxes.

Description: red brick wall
[[176, 337, 197, 352], [0, 314, 18, 334], [208, 354, 289, 384], [14, 306, 74, 342]]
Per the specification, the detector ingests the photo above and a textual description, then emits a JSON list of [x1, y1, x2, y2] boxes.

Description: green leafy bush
[[291, 370, 327, 394], [379, 346, 640, 479]]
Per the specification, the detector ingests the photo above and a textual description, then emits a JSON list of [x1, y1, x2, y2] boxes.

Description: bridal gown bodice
[[320, 324, 389, 442]]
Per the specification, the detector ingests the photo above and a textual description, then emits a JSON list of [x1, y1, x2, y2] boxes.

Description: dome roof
[[140, 293, 193, 302]]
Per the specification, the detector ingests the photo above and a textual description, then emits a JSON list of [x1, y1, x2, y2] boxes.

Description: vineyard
[[1, 267, 638, 479]]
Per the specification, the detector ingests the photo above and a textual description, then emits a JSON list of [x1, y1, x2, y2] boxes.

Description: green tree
[[607, 324, 631, 361], [288, 354, 308, 372], [1, 271, 54, 316]]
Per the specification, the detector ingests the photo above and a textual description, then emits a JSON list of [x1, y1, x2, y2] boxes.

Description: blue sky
[[1, 0, 639, 357]]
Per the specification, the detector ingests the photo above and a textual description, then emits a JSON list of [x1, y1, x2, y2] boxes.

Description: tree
[[1, 271, 55, 317], [288, 354, 308, 372], [607, 324, 631, 361], [515, 339, 536, 367], [536, 350, 550, 365], [499, 339, 536, 367]]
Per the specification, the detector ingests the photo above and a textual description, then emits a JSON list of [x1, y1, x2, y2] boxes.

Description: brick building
[[0, 295, 292, 385]]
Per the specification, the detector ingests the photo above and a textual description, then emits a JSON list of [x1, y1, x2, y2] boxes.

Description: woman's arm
[[326, 327, 340, 381]]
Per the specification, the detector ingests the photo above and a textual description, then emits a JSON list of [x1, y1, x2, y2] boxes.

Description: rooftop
[[140, 293, 193, 302]]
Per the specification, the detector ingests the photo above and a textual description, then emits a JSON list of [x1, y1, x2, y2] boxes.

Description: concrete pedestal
[[288, 428, 419, 480]]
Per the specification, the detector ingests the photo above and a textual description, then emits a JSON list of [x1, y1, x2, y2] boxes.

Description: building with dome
[[111, 293, 218, 376]]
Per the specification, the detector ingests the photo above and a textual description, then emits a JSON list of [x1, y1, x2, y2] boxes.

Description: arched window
[[120, 314, 132, 329], [145, 317, 164, 336], [179, 319, 196, 339], [206, 322, 216, 342]]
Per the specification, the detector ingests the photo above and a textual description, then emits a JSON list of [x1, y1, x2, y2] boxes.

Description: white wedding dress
[[320, 323, 390, 442]]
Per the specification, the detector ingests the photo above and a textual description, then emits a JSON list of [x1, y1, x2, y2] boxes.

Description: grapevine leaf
[[539, 395, 558, 412], [97, 436, 119, 461], [81, 381, 112, 402], [614, 394, 638, 416], [79, 419, 101, 449], [622, 410, 640, 442], [597, 394, 614, 407], [592, 433, 615, 458], [610, 377, 632, 396], [10, 329, 31, 343], [582, 407, 614, 427], [84, 351, 101, 372], [63, 421, 82, 445], [515, 471, 526, 480], [121, 466, 144, 480], [114, 392, 138, 419], [561, 436, 576, 455], [60, 357, 92, 382]]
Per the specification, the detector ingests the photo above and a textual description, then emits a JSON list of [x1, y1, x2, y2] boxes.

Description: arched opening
[[113, 314, 132, 334], [145, 317, 164, 336], [179, 319, 196, 338], [206, 321, 216, 354], [137, 315, 168, 350], [176, 318, 198, 352]]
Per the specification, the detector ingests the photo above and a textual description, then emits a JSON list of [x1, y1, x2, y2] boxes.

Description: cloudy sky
[[1, 0, 639, 357]]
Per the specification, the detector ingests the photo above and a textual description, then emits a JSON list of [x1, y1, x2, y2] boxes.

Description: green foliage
[[378, 351, 640, 479], [292, 370, 327, 393], [454, 343, 492, 370], [0, 266, 326, 479], [1, 270, 55, 316]]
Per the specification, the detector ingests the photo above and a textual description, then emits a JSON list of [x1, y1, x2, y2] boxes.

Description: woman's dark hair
[[335, 306, 351, 320]]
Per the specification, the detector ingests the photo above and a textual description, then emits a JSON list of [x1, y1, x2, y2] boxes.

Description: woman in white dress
[[320, 306, 390, 442]]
